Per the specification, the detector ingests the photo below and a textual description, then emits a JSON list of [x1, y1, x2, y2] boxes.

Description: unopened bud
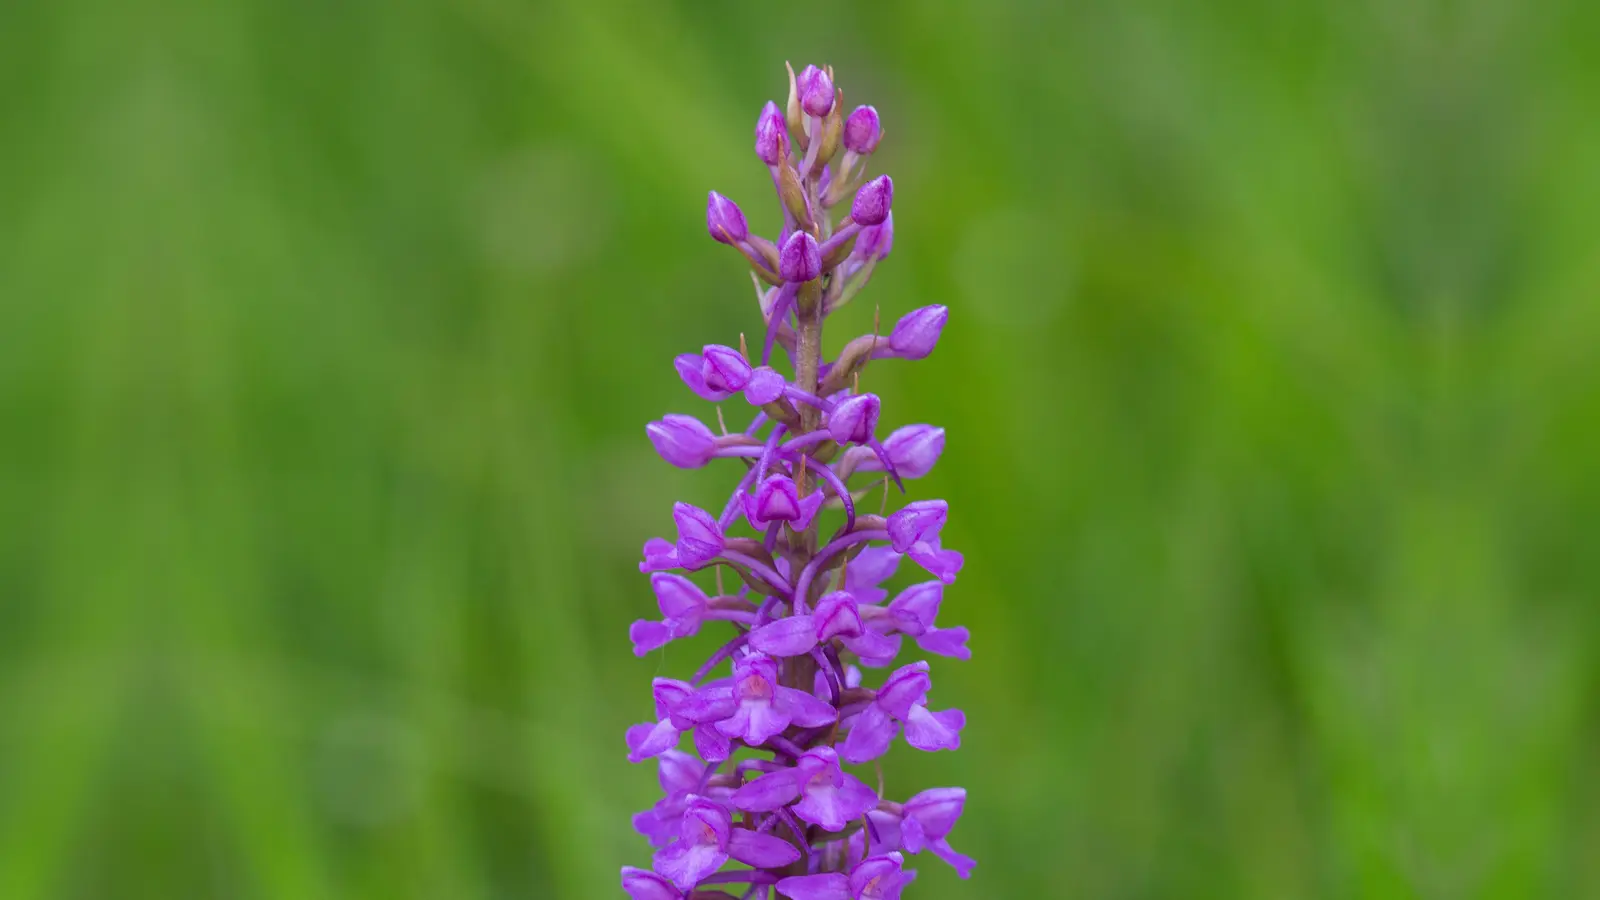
[[797, 65, 835, 117], [701, 344, 753, 393], [755, 101, 787, 166], [851, 175, 893, 226], [779, 231, 821, 283], [889, 305, 947, 360], [844, 105, 882, 154], [705, 192, 748, 245], [646, 415, 718, 469]]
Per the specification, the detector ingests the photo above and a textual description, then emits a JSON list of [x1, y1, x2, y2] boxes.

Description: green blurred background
[[3, 0, 1598, 897]]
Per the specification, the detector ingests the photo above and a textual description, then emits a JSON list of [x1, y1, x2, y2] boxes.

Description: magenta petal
[[625, 723, 655, 755], [727, 828, 802, 868], [658, 750, 703, 794], [652, 839, 727, 891], [899, 815, 928, 854], [717, 697, 789, 745], [875, 662, 932, 719], [774, 872, 850, 900], [743, 366, 786, 405], [902, 704, 964, 752], [748, 616, 819, 657], [903, 787, 966, 839], [652, 573, 709, 621], [841, 628, 901, 661], [840, 704, 896, 764], [794, 490, 824, 531], [676, 353, 731, 402], [916, 626, 970, 659], [630, 620, 672, 656], [678, 685, 736, 724], [793, 771, 877, 831], [931, 837, 977, 878], [621, 866, 683, 900], [908, 542, 962, 583], [640, 538, 681, 573], [776, 685, 838, 728], [731, 768, 802, 811], [694, 726, 732, 762], [626, 719, 681, 762]]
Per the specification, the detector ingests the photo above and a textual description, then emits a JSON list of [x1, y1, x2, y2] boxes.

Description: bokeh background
[[3, 0, 1598, 897]]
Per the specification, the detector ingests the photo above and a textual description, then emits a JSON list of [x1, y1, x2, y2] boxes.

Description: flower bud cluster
[[627, 65, 970, 900]]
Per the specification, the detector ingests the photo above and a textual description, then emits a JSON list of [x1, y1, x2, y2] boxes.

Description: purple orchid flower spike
[[680, 652, 836, 746], [653, 796, 801, 889], [886, 500, 963, 582], [623, 66, 973, 895], [775, 853, 917, 900], [841, 661, 965, 763], [732, 746, 878, 832]]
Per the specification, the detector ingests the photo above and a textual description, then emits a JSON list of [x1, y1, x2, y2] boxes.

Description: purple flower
[[652, 796, 801, 889], [886, 500, 963, 582], [841, 661, 965, 763], [625, 677, 697, 762], [732, 746, 878, 831], [853, 425, 945, 480], [744, 473, 824, 531], [850, 176, 893, 227], [827, 393, 880, 445], [647, 414, 720, 469], [780, 231, 822, 282], [775, 853, 917, 900], [796, 65, 835, 117], [870, 581, 970, 659], [855, 213, 894, 261], [900, 788, 976, 878], [843, 106, 882, 155], [706, 192, 748, 245], [631, 750, 705, 847], [628, 573, 713, 656], [886, 305, 947, 360], [638, 503, 724, 572], [748, 591, 900, 663], [681, 652, 836, 745], [755, 100, 787, 165]]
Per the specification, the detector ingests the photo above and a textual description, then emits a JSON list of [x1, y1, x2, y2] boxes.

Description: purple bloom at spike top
[[622, 64, 974, 897]]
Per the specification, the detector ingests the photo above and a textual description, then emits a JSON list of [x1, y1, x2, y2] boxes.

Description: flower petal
[[907, 542, 963, 583], [841, 703, 896, 764], [902, 705, 964, 753], [915, 626, 970, 659], [748, 616, 819, 657], [726, 827, 803, 868], [794, 772, 877, 832], [930, 837, 977, 879], [657, 750, 703, 794], [652, 838, 727, 890], [731, 768, 802, 811], [626, 719, 682, 763], [776, 685, 838, 728], [621, 866, 683, 900], [694, 725, 732, 763], [841, 628, 901, 661], [630, 620, 673, 656], [774, 872, 850, 900]]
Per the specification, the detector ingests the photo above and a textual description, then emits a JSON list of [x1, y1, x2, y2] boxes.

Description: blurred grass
[[1, 0, 1597, 897]]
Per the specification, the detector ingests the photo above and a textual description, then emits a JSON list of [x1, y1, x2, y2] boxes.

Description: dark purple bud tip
[[755, 100, 786, 166], [797, 64, 835, 117], [646, 414, 718, 469], [851, 174, 893, 226], [889, 305, 947, 359], [700, 344, 753, 393], [705, 192, 748, 245], [856, 212, 894, 261], [779, 231, 821, 282], [827, 392, 881, 444], [844, 105, 882, 154]]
